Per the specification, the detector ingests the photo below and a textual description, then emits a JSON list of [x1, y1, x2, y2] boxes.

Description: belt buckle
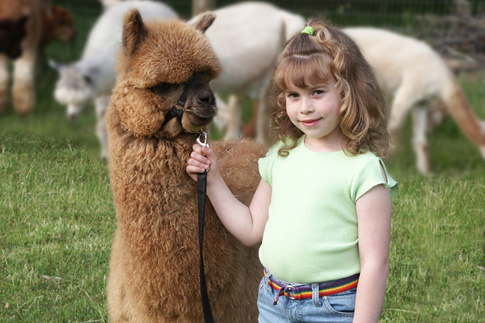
[[285, 286, 297, 300]]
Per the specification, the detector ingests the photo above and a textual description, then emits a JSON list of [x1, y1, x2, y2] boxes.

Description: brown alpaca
[[0, 0, 41, 114], [106, 9, 266, 322], [0, 0, 75, 114]]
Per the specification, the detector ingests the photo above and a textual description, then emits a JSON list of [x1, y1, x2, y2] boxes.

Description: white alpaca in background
[[343, 27, 485, 174], [50, 1, 177, 159], [191, 1, 305, 143]]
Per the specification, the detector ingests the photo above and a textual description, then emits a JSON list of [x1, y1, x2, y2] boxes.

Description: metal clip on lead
[[197, 131, 209, 148], [196, 131, 210, 174]]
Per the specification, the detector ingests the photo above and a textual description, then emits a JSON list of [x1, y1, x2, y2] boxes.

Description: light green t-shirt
[[258, 136, 398, 284]]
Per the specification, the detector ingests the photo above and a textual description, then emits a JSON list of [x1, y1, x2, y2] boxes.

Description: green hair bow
[[301, 26, 315, 35]]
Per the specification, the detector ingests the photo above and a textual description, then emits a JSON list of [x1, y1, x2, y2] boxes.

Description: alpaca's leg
[[106, 229, 123, 321], [256, 99, 265, 144], [0, 55, 9, 113], [12, 48, 37, 114], [224, 94, 241, 140], [256, 95, 271, 145], [255, 74, 272, 145], [412, 104, 430, 174], [427, 98, 448, 130], [480, 121, 485, 159], [242, 100, 258, 138], [108, 227, 166, 322], [212, 93, 229, 132], [388, 85, 420, 156], [94, 95, 110, 160], [107, 228, 134, 322]]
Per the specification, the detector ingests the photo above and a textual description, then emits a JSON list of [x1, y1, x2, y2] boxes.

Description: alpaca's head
[[41, 5, 76, 46], [50, 61, 96, 120], [113, 9, 220, 138]]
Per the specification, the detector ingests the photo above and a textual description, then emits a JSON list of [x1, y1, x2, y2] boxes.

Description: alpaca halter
[[161, 77, 207, 129]]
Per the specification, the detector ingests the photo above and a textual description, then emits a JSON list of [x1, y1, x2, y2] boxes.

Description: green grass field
[[1, 3, 484, 322]]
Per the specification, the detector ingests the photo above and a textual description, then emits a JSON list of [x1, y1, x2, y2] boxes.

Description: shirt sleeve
[[258, 142, 282, 186], [354, 156, 399, 201]]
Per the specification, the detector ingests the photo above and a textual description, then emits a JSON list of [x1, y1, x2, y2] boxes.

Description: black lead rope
[[196, 131, 215, 323], [197, 172, 214, 323]]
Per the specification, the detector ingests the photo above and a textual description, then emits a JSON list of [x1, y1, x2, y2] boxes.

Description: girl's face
[[285, 75, 343, 152]]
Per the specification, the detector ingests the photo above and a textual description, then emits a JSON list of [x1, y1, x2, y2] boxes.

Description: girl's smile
[[300, 117, 322, 127]]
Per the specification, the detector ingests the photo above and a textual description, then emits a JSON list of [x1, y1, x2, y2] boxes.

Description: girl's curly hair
[[270, 18, 390, 158]]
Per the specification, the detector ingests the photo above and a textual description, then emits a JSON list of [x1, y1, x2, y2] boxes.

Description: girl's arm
[[353, 184, 392, 323], [186, 144, 271, 247]]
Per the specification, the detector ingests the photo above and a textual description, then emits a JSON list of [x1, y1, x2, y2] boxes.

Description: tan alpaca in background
[[344, 27, 485, 174]]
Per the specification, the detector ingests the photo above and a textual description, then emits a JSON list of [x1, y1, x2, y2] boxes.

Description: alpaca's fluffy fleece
[[106, 10, 266, 322]]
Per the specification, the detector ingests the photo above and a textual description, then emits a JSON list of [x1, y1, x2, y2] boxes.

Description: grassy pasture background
[[1, 0, 484, 321]]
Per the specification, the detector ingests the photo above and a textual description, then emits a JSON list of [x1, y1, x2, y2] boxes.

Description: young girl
[[187, 19, 398, 323]]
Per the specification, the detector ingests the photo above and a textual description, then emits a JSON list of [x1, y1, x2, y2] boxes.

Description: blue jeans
[[257, 273, 356, 323]]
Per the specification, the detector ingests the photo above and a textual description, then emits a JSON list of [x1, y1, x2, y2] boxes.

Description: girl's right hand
[[186, 144, 219, 184]]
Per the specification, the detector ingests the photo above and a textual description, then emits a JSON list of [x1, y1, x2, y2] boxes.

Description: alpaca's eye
[[192, 72, 211, 82], [150, 83, 179, 95], [83, 75, 92, 85]]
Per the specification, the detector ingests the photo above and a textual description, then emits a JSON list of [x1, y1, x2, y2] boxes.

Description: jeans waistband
[[264, 268, 359, 305]]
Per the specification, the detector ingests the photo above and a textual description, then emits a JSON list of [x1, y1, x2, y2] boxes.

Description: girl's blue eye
[[313, 90, 324, 95], [287, 93, 299, 99]]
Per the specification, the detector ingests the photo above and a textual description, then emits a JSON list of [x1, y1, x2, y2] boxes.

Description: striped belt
[[264, 269, 359, 305]]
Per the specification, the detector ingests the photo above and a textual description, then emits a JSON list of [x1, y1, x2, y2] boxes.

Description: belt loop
[[312, 283, 321, 307], [264, 269, 274, 292]]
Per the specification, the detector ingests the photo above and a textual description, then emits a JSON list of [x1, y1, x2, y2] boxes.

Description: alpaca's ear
[[48, 59, 63, 72], [122, 9, 147, 57], [191, 12, 215, 34]]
